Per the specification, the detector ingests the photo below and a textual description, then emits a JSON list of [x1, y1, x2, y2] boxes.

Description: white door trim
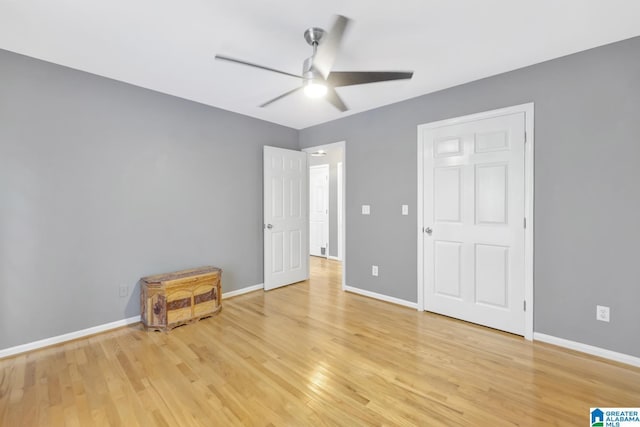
[[337, 161, 344, 261], [303, 141, 346, 291], [417, 103, 534, 340]]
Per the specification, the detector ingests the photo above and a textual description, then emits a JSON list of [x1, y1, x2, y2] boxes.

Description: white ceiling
[[1, 1, 639, 129]]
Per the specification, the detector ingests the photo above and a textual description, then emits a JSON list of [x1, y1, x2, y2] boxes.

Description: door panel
[[475, 163, 508, 224], [475, 244, 509, 308], [422, 112, 525, 335], [434, 167, 462, 222], [271, 231, 284, 273], [476, 130, 509, 152], [290, 230, 302, 269], [434, 241, 462, 299], [264, 146, 308, 291]]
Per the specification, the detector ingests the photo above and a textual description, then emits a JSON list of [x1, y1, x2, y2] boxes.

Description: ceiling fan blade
[[325, 87, 348, 112], [312, 15, 351, 80], [327, 71, 414, 87], [259, 87, 303, 108], [215, 55, 302, 80]]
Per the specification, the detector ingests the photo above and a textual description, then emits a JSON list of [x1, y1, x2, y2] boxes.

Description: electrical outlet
[[596, 305, 610, 322], [402, 205, 409, 215], [119, 285, 128, 298], [372, 265, 378, 277], [362, 205, 371, 215]]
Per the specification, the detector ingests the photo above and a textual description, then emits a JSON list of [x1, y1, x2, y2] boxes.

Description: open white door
[[264, 146, 309, 291]]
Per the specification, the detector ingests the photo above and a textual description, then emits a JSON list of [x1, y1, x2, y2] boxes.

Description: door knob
[[425, 227, 432, 235], [265, 224, 273, 229]]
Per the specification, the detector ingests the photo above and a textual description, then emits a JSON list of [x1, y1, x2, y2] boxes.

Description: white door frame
[[303, 141, 346, 291], [417, 103, 534, 340], [309, 164, 330, 258], [337, 161, 344, 261]]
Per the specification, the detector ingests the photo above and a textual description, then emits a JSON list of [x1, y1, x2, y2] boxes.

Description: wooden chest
[[140, 266, 222, 332]]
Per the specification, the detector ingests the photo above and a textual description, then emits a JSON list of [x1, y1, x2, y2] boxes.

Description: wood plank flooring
[[1, 257, 639, 426]]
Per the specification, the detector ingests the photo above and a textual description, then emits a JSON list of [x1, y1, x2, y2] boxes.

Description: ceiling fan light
[[303, 81, 328, 98]]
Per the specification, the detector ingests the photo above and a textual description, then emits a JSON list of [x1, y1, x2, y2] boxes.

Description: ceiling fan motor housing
[[303, 27, 325, 47]]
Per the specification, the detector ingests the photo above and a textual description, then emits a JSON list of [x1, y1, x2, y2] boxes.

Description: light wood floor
[[1, 258, 639, 426]]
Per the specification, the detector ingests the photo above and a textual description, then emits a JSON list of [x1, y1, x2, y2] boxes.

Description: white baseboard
[[327, 256, 341, 261], [222, 283, 263, 299], [0, 315, 141, 359], [0, 283, 265, 360], [344, 285, 417, 309], [534, 333, 640, 368]]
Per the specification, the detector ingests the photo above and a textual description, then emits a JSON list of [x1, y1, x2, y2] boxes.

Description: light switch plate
[[362, 205, 370, 215], [402, 205, 409, 215]]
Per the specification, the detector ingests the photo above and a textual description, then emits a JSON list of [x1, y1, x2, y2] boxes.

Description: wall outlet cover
[[402, 205, 409, 215], [362, 205, 371, 215], [596, 305, 610, 322], [372, 265, 378, 276], [119, 285, 128, 298]]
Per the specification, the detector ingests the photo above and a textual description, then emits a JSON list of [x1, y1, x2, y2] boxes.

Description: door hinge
[[524, 217, 527, 229], [523, 300, 526, 311], [524, 132, 527, 143]]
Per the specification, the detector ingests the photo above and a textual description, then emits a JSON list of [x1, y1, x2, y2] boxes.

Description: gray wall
[[2, 36, 639, 359], [0, 49, 298, 350], [299, 36, 640, 357], [309, 146, 343, 258]]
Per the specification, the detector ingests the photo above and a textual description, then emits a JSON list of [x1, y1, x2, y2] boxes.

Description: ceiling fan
[[215, 15, 413, 112]]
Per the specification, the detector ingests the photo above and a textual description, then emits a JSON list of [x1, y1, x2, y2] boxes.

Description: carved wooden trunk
[[140, 266, 222, 332]]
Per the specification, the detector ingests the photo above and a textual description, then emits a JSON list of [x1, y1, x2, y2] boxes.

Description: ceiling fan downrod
[[303, 27, 325, 79]]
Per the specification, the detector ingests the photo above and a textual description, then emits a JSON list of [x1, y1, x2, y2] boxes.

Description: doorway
[[417, 104, 534, 339], [303, 141, 346, 290], [309, 164, 329, 257]]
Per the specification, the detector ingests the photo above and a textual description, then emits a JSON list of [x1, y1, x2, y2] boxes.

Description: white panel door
[[264, 146, 309, 291], [421, 112, 525, 335], [309, 165, 329, 257]]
